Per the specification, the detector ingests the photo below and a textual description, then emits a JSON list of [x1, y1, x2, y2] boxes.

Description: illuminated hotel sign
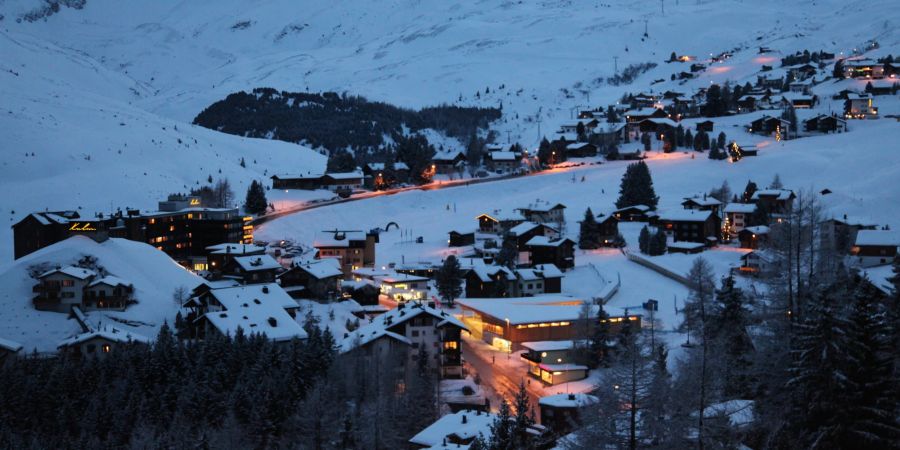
[[68, 222, 98, 232], [189, 198, 201, 206]]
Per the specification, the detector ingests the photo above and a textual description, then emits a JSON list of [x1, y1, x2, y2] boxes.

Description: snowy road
[[462, 337, 544, 419]]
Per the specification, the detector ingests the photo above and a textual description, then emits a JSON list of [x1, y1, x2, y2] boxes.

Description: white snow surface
[[2, 0, 899, 263], [0, 236, 205, 353]]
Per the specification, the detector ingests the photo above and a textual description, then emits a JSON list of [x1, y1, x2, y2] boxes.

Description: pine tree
[[684, 129, 693, 149], [641, 132, 652, 151], [591, 304, 614, 367], [436, 255, 463, 306], [579, 208, 600, 249], [770, 173, 784, 189], [638, 225, 651, 254], [327, 149, 356, 173], [606, 105, 619, 123], [649, 229, 668, 256], [709, 275, 754, 396], [495, 233, 518, 269], [244, 180, 268, 215], [741, 180, 758, 203], [488, 400, 514, 450], [615, 161, 659, 209], [784, 286, 854, 447], [537, 137, 552, 166], [841, 278, 899, 448], [511, 382, 534, 449]]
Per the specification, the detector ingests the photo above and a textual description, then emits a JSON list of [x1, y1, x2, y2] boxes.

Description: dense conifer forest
[[193, 89, 502, 156]]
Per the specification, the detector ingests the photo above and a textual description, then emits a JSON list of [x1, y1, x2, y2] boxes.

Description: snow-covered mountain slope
[[0, 0, 898, 261], [0, 236, 204, 353], [3, 0, 896, 121], [0, 30, 325, 260]]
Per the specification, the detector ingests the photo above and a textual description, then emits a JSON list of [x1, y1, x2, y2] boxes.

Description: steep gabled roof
[[39, 266, 96, 280], [58, 326, 151, 348], [342, 302, 468, 352], [232, 254, 282, 272]]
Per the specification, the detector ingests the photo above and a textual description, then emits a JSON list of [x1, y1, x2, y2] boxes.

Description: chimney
[[461, 415, 467, 424], [568, 393, 576, 401]]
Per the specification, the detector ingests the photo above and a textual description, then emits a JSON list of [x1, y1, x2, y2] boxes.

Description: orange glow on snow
[[753, 56, 778, 64]]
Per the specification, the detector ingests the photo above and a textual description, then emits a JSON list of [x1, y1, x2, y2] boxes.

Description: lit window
[[102, 344, 111, 353], [443, 341, 458, 350]]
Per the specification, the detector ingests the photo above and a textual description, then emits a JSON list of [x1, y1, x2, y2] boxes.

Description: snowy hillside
[[0, 0, 898, 262], [0, 236, 204, 353]]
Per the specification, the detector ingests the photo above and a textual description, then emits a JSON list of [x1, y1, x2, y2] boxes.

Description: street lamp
[[505, 318, 511, 358]]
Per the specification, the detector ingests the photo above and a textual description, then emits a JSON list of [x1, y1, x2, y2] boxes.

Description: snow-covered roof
[[314, 231, 367, 248], [433, 150, 467, 161], [614, 204, 651, 213], [39, 266, 97, 280], [517, 202, 566, 213], [87, 275, 132, 288], [478, 209, 525, 222], [639, 118, 678, 127], [861, 265, 897, 296], [525, 236, 574, 247], [538, 393, 599, 408], [206, 243, 266, 255], [845, 93, 871, 101], [854, 230, 900, 247], [457, 295, 594, 325], [366, 162, 409, 171], [323, 171, 364, 180], [657, 209, 713, 222], [742, 250, 776, 263], [624, 107, 662, 117], [206, 283, 298, 311], [538, 362, 588, 372], [515, 268, 542, 281], [272, 172, 323, 180], [521, 340, 575, 352], [376, 273, 430, 284], [58, 326, 151, 348], [744, 225, 770, 235], [202, 284, 305, 342], [826, 215, 877, 227], [533, 264, 564, 278], [466, 261, 515, 283], [702, 400, 755, 428], [0, 337, 24, 353], [725, 203, 757, 214], [232, 254, 282, 272], [682, 196, 722, 207], [342, 302, 467, 352], [509, 221, 545, 236], [750, 189, 794, 201], [668, 241, 705, 250], [489, 151, 517, 161], [409, 410, 496, 448], [290, 258, 343, 279], [352, 267, 395, 279]]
